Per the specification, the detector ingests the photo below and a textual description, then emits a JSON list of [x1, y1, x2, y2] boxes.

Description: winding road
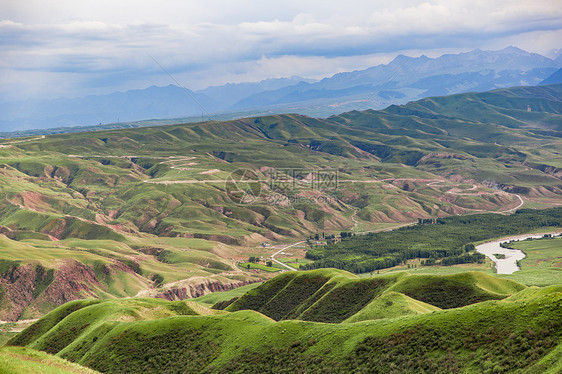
[[270, 241, 304, 271], [269, 220, 418, 273], [0, 135, 45, 148], [505, 194, 524, 212], [425, 179, 524, 213]]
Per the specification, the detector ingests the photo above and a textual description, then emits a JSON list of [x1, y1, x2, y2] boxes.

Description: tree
[[266, 260, 273, 267]]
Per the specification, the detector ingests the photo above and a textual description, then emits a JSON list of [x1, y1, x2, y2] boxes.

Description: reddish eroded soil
[[0, 264, 39, 321], [153, 278, 259, 300], [9, 191, 53, 213], [0, 261, 102, 321]]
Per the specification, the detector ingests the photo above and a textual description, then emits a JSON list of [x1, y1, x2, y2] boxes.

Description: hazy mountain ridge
[[308, 47, 556, 90], [197, 76, 317, 107], [1, 47, 560, 134], [541, 68, 562, 85], [230, 47, 559, 113], [0, 85, 220, 131], [0, 77, 315, 132]]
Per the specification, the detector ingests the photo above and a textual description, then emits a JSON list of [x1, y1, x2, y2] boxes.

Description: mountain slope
[[1, 47, 559, 132], [343, 291, 441, 322], [5, 277, 561, 373], [540, 68, 562, 85], [0, 85, 219, 132], [230, 47, 559, 115], [382, 84, 562, 131], [224, 270, 524, 322], [0, 346, 99, 374], [0, 84, 560, 321]]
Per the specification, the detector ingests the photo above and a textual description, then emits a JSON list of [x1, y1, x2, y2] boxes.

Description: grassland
[[343, 291, 441, 322], [191, 282, 262, 307], [499, 236, 562, 286], [305, 207, 562, 273], [276, 257, 313, 269], [225, 269, 525, 322], [0, 346, 99, 374], [0, 84, 560, 323], [4, 270, 561, 373], [237, 262, 280, 272]]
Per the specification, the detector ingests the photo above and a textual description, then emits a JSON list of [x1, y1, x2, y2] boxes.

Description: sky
[[1, 0, 561, 101]]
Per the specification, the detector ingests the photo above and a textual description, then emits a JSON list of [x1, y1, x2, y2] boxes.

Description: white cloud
[[0, 0, 561, 100]]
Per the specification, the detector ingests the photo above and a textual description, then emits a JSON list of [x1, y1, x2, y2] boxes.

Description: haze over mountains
[[1, 54, 562, 373], [1, 46, 560, 133], [540, 67, 562, 85]]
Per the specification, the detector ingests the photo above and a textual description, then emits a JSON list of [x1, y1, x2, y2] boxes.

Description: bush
[[304, 208, 562, 273]]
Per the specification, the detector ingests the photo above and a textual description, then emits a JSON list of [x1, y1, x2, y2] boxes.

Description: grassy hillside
[[225, 270, 525, 323], [387, 272, 523, 309], [5, 274, 561, 373], [500, 235, 562, 286], [343, 291, 441, 322], [191, 282, 263, 307], [392, 84, 562, 133], [0, 84, 560, 322], [0, 232, 260, 322], [0, 346, 99, 374]]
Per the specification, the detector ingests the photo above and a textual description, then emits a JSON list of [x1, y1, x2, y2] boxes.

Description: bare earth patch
[[199, 169, 221, 175]]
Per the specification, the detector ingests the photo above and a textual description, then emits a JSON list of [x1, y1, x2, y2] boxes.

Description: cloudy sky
[[1, 0, 561, 101]]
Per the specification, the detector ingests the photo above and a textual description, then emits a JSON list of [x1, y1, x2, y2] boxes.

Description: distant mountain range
[[1, 46, 560, 132], [540, 67, 562, 85], [230, 47, 559, 114], [198, 76, 317, 108]]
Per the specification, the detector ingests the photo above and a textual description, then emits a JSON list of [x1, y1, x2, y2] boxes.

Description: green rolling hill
[[4, 270, 561, 373], [0, 346, 100, 374], [0, 84, 560, 322], [224, 270, 524, 322]]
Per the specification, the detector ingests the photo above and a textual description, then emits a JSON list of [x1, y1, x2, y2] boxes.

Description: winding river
[[476, 232, 561, 274]]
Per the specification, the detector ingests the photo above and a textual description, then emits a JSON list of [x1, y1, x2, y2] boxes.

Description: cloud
[[1, 0, 561, 100]]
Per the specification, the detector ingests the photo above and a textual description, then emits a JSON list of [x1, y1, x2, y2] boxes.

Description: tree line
[[302, 208, 562, 273]]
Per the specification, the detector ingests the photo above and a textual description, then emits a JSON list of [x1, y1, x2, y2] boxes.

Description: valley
[[0, 83, 561, 373], [4, 1, 562, 372], [0, 84, 560, 322], [2, 270, 561, 373], [476, 232, 562, 274]]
